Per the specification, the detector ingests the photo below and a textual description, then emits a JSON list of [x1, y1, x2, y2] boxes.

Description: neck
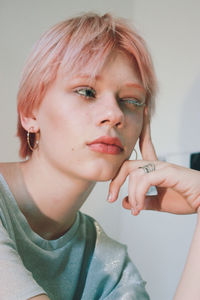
[[19, 156, 95, 240]]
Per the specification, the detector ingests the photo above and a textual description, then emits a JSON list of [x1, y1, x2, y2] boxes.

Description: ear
[[20, 110, 40, 133]]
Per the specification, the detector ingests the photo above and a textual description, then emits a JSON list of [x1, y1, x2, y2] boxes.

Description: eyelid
[[120, 97, 146, 107], [73, 86, 96, 97], [73, 86, 95, 91]]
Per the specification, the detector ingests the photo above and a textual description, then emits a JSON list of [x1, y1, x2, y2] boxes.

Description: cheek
[[38, 100, 90, 148], [39, 96, 72, 128]]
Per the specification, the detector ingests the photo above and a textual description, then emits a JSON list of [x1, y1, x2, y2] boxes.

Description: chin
[[85, 164, 121, 182], [77, 154, 129, 182]]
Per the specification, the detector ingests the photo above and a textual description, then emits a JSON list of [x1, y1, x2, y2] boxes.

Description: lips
[[87, 136, 124, 155]]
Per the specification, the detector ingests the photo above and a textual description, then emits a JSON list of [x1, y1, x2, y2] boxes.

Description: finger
[[134, 170, 154, 212], [122, 196, 132, 209], [123, 166, 157, 215], [191, 196, 200, 210], [108, 159, 157, 202], [122, 197, 141, 216], [108, 160, 159, 203], [128, 167, 159, 214], [121, 165, 167, 212], [139, 106, 157, 160], [122, 194, 160, 211], [108, 160, 131, 202], [128, 171, 139, 215]]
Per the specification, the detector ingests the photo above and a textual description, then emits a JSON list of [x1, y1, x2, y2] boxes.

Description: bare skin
[[0, 161, 94, 240]]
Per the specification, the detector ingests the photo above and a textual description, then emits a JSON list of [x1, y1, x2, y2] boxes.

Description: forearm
[[174, 211, 200, 299], [156, 187, 196, 215]]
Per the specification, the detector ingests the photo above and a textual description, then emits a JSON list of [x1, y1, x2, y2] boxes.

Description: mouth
[[87, 136, 124, 155]]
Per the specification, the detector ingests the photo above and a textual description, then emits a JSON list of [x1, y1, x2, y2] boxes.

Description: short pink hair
[[17, 12, 157, 158]]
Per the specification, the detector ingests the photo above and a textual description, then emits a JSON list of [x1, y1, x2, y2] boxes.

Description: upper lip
[[87, 136, 124, 150]]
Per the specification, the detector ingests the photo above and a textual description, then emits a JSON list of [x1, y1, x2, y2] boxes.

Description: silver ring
[[139, 163, 155, 174]]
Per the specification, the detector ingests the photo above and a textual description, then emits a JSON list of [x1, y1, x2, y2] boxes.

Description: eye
[[119, 98, 145, 109], [74, 87, 96, 99]]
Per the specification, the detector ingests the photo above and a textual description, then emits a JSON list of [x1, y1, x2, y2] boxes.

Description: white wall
[[1, 1, 200, 300], [125, 2, 200, 299], [132, 0, 200, 156]]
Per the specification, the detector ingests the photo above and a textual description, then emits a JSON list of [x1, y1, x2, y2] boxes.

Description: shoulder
[[0, 162, 9, 177], [0, 162, 19, 180], [0, 162, 22, 203], [79, 212, 127, 253], [0, 163, 9, 203], [0, 162, 13, 201], [80, 213, 149, 298], [0, 163, 19, 225]]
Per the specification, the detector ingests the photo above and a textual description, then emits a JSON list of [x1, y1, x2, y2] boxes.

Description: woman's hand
[[108, 108, 200, 215], [108, 160, 200, 215]]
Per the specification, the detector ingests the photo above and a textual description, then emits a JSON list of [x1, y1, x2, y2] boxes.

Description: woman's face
[[35, 51, 146, 181]]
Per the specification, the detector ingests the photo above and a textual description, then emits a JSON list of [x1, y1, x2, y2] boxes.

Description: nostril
[[116, 121, 122, 127], [100, 119, 122, 127]]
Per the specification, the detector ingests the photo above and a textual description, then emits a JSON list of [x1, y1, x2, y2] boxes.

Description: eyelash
[[74, 87, 145, 108], [74, 87, 96, 99], [119, 98, 145, 107]]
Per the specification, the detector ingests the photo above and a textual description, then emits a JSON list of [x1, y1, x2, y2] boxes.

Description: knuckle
[[137, 202, 144, 211], [129, 170, 138, 180], [123, 160, 131, 171], [192, 197, 200, 209]]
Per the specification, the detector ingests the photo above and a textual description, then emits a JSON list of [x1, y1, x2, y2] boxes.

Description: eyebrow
[[70, 74, 146, 92], [124, 82, 146, 92], [70, 74, 100, 80]]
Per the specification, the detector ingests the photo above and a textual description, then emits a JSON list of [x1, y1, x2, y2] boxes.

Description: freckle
[[71, 148, 74, 151]]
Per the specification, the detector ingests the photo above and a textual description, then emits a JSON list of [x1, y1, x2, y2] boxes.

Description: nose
[[96, 93, 125, 129]]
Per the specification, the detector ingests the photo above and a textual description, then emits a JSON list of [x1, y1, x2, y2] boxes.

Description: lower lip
[[88, 143, 123, 155]]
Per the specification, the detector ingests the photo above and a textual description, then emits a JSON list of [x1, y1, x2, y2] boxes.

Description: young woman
[[0, 13, 157, 300]]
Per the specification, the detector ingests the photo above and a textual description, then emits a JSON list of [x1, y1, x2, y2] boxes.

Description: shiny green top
[[0, 174, 149, 300]]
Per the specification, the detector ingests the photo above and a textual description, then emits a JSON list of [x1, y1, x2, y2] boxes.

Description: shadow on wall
[[179, 73, 200, 154]]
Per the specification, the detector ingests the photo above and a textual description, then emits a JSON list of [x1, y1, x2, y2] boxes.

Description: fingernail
[[131, 208, 140, 216], [107, 193, 114, 202], [131, 208, 136, 215]]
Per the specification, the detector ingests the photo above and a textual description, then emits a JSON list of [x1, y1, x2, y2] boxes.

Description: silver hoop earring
[[27, 127, 39, 152], [133, 148, 138, 160]]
